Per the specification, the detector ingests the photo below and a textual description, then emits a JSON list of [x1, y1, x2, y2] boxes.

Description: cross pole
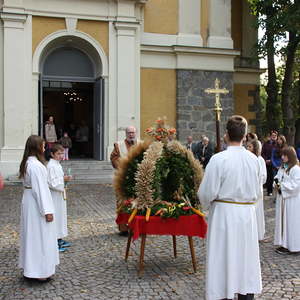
[[205, 78, 229, 153]]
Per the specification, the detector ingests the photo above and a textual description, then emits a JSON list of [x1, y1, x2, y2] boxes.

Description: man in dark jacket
[[261, 130, 278, 196], [186, 136, 201, 159], [199, 136, 213, 169]]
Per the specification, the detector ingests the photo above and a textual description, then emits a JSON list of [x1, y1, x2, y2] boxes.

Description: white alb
[[274, 165, 300, 251], [198, 146, 262, 300], [19, 156, 59, 278], [47, 158, 68, 239]]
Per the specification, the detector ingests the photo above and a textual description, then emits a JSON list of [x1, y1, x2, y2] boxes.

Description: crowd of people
[[198, 117, 300, 299], [13, 115, 300, 300], [185, 135, 214, 168]]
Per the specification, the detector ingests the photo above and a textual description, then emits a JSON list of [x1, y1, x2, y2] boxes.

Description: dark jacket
[[261, 140, 276, 162], [200, 143, 213, 168], [59, 137, 72, 148], [186, 142, 200, 159]]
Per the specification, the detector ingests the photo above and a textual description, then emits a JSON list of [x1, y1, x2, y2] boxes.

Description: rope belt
[[214, 199, 256, 205], [24, 186, 32, 189]]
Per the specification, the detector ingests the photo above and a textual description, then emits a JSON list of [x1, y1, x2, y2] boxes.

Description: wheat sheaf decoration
[[113, 117, 205, 221], [134, 141, 164, 210], [114, 140, 151, 211]]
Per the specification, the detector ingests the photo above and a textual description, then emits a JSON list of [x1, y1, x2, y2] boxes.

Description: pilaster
[[0, 12, 28, 162], [177, 0, 203, 47], [114, 21, 140, 141], [207, 0, 233, 49]]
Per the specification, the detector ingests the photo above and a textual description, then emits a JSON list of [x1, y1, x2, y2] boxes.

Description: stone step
[[6, 160, 114, 185], [64, 169, 113, 175], [61, 160, 113, 170], [71, 173, 114, 180]]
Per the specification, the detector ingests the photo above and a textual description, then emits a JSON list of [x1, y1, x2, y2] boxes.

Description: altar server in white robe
[[274, 146, 300, 254], [19, 135, 59, 281], [247, 139, 267, 241], [198, 115, 262, 300], [47, 143, 72, 252]]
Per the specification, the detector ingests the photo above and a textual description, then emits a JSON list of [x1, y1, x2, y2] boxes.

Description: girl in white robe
[[18, 135, 59, 280], [274, 146, 300, 254], [47, 144, 72, 251], [247, 140, 267, 241]]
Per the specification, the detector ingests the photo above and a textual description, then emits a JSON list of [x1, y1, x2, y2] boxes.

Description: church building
[[0, 0, 261, 177]]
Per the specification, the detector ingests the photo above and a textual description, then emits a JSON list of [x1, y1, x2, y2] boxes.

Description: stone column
[[0, 12, 27, 166], [177, 0, 203, 46], [207, 0, 233, 49]]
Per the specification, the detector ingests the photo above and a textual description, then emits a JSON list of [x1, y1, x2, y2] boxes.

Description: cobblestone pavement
[[0, 185, 300, 300]]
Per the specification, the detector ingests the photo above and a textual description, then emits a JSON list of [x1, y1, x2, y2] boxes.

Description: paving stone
[[0, 186, 299, 299]]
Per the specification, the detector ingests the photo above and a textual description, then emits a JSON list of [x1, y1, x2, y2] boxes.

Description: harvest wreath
[[114, 118, 205, 222]]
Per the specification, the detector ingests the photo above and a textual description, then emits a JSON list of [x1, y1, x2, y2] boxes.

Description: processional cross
[[205, 78, 229, 153]]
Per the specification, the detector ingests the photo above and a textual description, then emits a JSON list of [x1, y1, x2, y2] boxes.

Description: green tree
[[249, 0, 300, 144]]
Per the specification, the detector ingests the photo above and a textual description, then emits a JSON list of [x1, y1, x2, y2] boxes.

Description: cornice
[[141, 44, 240, 57]]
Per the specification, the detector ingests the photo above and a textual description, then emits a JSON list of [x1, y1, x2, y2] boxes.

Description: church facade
[[0, 0, 261, 177]]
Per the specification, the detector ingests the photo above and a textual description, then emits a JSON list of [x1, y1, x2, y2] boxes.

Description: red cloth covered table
[[116, 213, 207, 241], [116, 213, 207, 275]]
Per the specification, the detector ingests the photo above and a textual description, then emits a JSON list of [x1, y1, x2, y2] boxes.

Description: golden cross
[[205, 78, 229, 119], [205, 78, 229, 153]]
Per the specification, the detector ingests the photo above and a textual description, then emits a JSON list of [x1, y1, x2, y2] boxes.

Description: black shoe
[[275, 247, 290, 254], [289, 251, 300, 255], [23, 276, 52, 283], [118, 231, 129, 237]]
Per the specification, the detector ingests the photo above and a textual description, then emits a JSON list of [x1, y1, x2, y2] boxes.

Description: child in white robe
[[247, 139, 267, 241], [47, 143, 72, 252], [274, 146, 300, 254], [19, 135, 59, 281]]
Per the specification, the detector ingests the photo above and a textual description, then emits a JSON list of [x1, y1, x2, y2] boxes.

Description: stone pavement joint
[[0, 186, 300, 299]]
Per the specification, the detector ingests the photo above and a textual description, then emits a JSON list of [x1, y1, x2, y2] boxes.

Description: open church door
[[93, 77, 104, 160], [38, 75, 44, 137]]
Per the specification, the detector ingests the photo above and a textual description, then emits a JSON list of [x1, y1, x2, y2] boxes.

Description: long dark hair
[[19, 135, 45, 178], [281, 146, 298, 173]]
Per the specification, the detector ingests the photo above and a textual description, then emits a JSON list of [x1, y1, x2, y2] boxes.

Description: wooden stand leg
[[138, 234, 146, 276], [125, 230, 133, 261], [172, 235, 177, 258], [188, 236, 197, 273]]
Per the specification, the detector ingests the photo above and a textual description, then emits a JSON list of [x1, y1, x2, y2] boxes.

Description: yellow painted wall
[[32, 16, 66, 53], [77, 20, 109, 56], [231, 0, 243, 50], [141, 69, 176, 138], [32, 17, 109, 57], [201, 0, 209, 46], [234, 84, 256, 122], [144, 0, 178, 35]]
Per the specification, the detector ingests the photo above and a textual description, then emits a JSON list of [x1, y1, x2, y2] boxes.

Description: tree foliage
[[248, 0, 300, 144]]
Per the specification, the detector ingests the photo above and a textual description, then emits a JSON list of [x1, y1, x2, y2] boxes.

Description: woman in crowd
[[271, 134, 287, 174], [274, 146, 300, 254], [18, 135, 59, 281], [262, 130, 278, 196], [247, 139, 267, 241]]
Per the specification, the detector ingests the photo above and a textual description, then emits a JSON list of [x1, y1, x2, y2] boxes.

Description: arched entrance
[[39, 36, 104, 160]]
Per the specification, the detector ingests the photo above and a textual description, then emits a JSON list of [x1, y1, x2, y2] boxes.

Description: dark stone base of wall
[[177, 70, 234, 145]]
